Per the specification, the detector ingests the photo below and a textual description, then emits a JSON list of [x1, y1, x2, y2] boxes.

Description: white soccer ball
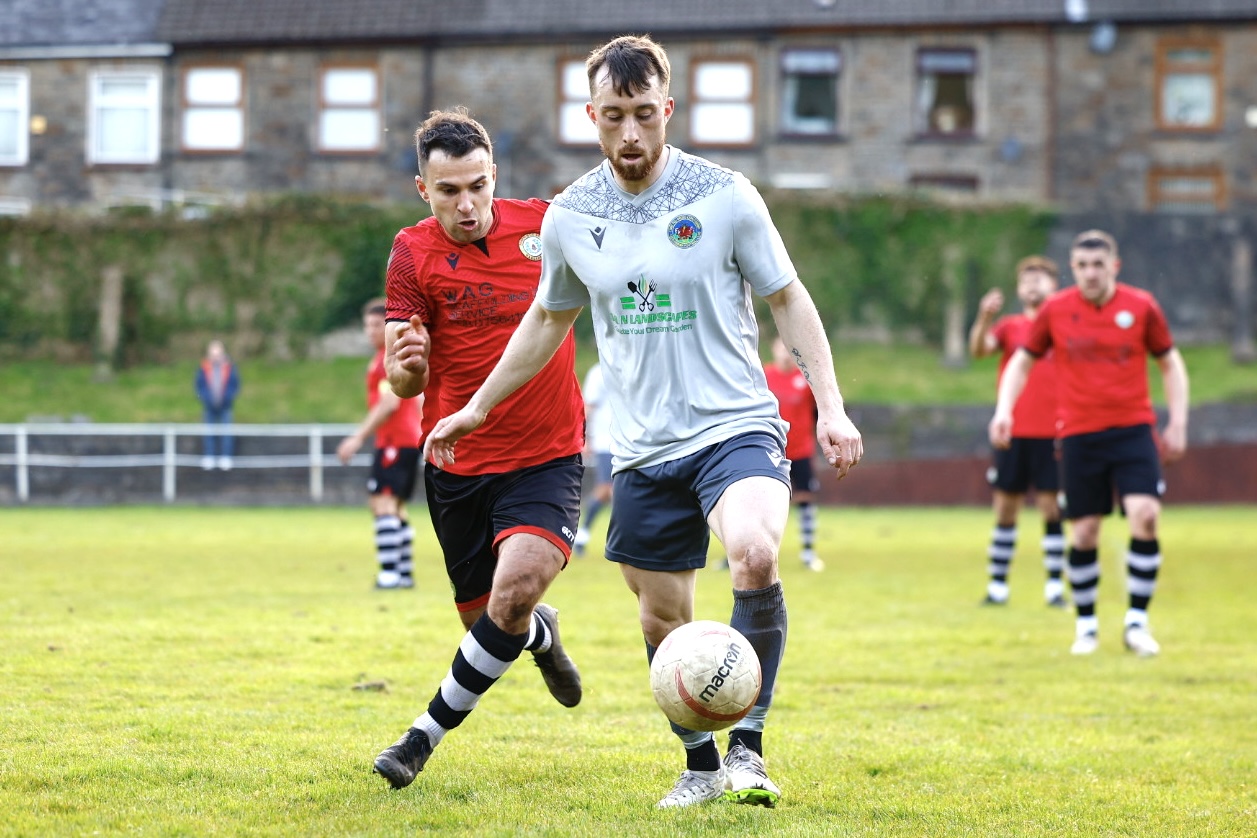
[[649, 620, 762, 732]]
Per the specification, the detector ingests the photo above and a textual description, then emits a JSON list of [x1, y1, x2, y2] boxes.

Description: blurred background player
[[574, 361, 613, 557], [969, 256, 1066, 607], [424, 35, 862, 809], [371, 108, 585, 790], [990, 230, 1189, 657], [763, 335, 824, 572], [337, 298, 423, 590], [194, 339, 240, 471]]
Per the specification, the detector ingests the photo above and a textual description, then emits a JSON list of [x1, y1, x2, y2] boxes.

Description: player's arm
[[988, 348, 1034, 448], [764, 278, 862, 479], [968, 289, 1004, 358], [1156, 348, 1190, 462], [384, 316, 430, 399], [337, 386, 403, 464], [424, 301, 582, 467]]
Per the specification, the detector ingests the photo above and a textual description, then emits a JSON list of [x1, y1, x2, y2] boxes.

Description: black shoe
[[531, 603, 582, 707], [373, 727, 433, 790], [1046, 594, 1068, 608]]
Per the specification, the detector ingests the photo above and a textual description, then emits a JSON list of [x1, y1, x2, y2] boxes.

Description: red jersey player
[[337, 298, 424, 589], [763, 335, 824, 571], [371, 109, 585, 791], [968, 256, 1065, 608], [990, 230, 1189, 658]]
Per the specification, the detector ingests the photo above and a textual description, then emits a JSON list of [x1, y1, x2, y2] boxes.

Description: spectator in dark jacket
[[195, 339, 240, 470]]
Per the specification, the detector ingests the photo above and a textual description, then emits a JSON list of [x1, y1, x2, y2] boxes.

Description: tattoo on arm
[[790, 347, 812, 382]]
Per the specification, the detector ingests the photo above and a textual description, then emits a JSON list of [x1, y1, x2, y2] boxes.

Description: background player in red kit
[[763, 335, 824, 572], [370, 108, 585, 790], [969, 256, 1066, 607], [990, 230, 1189, 658], [337, 298, 424, 589]]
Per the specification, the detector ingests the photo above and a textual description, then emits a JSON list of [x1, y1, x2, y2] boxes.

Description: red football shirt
[[763, 363, 816, 461], [385, 198, 584, 475], [991, 314, 1059, 439], [1024, 283, 1175, 437], [366, 349, 422, 449]]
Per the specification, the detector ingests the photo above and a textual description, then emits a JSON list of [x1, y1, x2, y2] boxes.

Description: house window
[[182, 66, 244, 152], [1156, 39, 1222, 131], [690, 59, 755, 146], [318, 67, 380, 152], [558, 59, 598, 145], [780, 49, 841, 136], [0, 69, 30, 166], [88, 69, 161, 165], [909, 173, 979, 193], [915, 48, 977, 137], [1148, 166, 1225, 212]]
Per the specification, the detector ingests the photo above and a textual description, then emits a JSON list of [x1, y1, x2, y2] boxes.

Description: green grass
[[3, 505, 1254, 836], [1, 343, 1253, 424]]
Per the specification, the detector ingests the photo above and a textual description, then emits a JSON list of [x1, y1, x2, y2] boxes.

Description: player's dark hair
[[363, 297, 387, 317], [586, 34, 671, 98], [413, 106, 493, 173], [1071, 229, 1119, 258]]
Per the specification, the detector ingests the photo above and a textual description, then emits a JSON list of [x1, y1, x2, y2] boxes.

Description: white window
[[781, 49, 841, 136], [182, 67, 244, 151], [558, 59, 598, 145], [88, 69, 162, 165], [690, 60, 755, 146], [318, 67, 379, 152], [915, 48, 977, 136], [0, 70, 30, 166]]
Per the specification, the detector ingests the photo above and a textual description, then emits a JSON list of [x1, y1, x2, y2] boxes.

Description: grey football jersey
[[538, 147, 792, 471]]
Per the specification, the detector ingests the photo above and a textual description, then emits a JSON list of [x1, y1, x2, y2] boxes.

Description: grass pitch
[[2, 505, 1254, 836]]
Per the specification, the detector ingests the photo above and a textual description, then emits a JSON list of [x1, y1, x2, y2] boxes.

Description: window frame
[[0, 68, 31, 167], [1147, 164, 1226, 212], [689, 57, 757, 149], [778, 47, 843, 139], [86, 67, 162, 166], [557, 57, 599, 147], [316, 64, 381, 154], [913, 47, 979, 140], [1155, 37, 1223, 133], [180, 64, 246, 154]]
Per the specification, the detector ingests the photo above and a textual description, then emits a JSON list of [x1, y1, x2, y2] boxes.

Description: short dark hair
[[1071, 229, 1119, 258], [363, 297, 387, 317], [413, 107, 493, 173], [586, 34, 671, 98]]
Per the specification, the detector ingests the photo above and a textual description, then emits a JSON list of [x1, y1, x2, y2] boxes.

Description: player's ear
[[415, 175, 430, 203], [664, 98, 675, 121]]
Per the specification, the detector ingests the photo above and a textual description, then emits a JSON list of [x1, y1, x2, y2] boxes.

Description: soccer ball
[[649, 620, 761, 732]]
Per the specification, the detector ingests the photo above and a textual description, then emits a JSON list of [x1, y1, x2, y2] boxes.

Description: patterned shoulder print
[[554, 154, 734, 224]]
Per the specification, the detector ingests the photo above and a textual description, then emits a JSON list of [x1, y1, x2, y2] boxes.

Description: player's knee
[[729, 539, 778, 584]]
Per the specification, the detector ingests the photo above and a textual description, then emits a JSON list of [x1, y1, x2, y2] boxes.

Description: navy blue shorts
[[606, 432, 790, 572], [424, 454, 583, 612], [368, 446, 421, 501], [789, 456, 820, 495], [1060, 424, 1164, 519], [987, 437, 1060, 494]]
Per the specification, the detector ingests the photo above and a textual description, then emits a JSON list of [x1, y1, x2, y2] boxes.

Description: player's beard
[[603, 140, 664, 184]]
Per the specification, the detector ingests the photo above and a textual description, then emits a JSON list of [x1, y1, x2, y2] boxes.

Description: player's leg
[[391, 448, 422, 588], [791, 458, 823, 571], [1060, 431, 1112, 655], [983, 489, 1022, 605], [1030, 439, 1067, 607], [367, 448, 405, 589], [575, 451, 612, 557], [1114, 424, 1167, 656], [607, 459, 724, 808]]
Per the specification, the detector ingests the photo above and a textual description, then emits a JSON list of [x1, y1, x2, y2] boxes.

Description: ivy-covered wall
[[0, 195, 1053, 365]]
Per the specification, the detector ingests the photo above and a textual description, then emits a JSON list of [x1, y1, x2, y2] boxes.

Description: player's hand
[[978, 289, 1004, 318], [392, 315, 430, 376], [988, 412, 1013, 449], [336, 436, 361, 465], [424, 405, 488, 469], [818, 411, 863, 481], [1160, 421, 1188, 463]]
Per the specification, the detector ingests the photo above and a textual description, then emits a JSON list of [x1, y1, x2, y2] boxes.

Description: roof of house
[[153, 0, 1257, 45], [0, 0, 167, 47]]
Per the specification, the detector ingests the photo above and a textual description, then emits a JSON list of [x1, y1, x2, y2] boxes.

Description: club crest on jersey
[[667, 214, 702, 249], [518, 233, 543, 261], [1115, 310, 1135, 329]]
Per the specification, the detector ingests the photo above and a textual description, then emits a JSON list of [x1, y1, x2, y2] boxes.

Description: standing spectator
[[337, 298, 424, 590], [990, 230, 1189, 657], [424, 35, 862, 809], [763, 335, 824, 572], [195, 339, 240, 471], [573, 362, 613, 557], [370, 108, 585, 791], [969, 257, 1066, 607]]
